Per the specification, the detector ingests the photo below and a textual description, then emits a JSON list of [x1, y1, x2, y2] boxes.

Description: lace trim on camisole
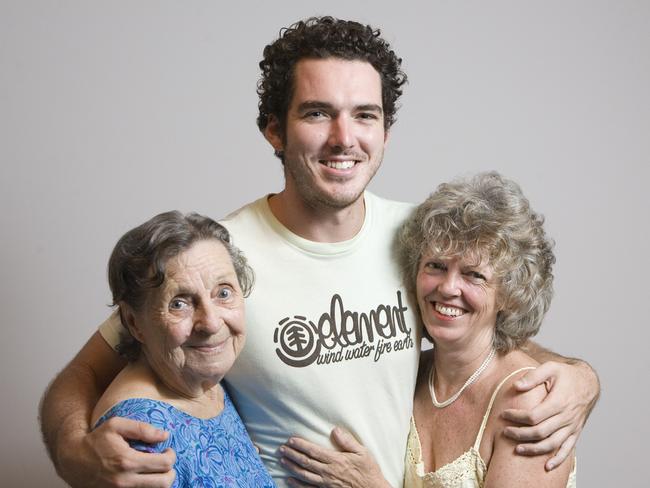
[[405, 367, 576, 487]]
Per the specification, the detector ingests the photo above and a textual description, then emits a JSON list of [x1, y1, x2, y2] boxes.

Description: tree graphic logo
[[274, 315, 321, 367]]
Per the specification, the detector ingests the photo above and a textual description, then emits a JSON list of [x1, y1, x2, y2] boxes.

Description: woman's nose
[[194, 303, 223, 334], [438, 272, 461, 297]]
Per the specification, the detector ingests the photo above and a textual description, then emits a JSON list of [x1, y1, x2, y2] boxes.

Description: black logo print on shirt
[[273, 290, 414, 368]]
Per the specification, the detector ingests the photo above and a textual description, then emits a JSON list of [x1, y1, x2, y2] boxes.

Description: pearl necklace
[[429, 348, 496, 408]]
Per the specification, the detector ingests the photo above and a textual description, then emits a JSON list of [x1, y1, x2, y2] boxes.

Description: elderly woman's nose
[[194, 303, 224, 333]]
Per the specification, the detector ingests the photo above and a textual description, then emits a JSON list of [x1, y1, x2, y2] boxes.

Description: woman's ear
[[119, 303, 146, 343]]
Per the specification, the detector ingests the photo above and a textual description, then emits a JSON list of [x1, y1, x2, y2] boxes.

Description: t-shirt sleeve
[[98, 310, 126, 351]]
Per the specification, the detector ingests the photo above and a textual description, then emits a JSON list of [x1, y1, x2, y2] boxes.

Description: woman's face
[[128, 239, 246, 393], [416, 252, 499, 348]]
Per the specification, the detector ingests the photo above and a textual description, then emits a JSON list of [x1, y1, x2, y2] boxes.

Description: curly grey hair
[[399, 172, 555, 352], [108, 211, 254, 361]]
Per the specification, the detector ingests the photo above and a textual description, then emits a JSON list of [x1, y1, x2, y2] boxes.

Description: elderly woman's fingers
[[279, 455, 325, 484], [545, 433, 578, 471], [330, 426, 364, 453], [284, 436, 338, 463]]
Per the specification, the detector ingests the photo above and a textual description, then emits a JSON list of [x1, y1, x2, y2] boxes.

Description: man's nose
[[328, 116, 354, 150]]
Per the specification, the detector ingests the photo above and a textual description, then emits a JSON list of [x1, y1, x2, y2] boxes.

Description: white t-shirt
[[100, 191, 420, 487]]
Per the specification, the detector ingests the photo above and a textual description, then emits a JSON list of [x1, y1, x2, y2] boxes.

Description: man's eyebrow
[[296, 101, 335, 112], [355, 104, 383, 114], [296, 101, 383, 114]]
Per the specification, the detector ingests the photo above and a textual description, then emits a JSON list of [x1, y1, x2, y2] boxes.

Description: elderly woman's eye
[[169, 299, 187, 310], [217, 286, 234, 300]]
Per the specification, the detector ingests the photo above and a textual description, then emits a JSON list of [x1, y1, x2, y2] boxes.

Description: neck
[[268, 190, 366, 242], [432, 334, 495, 396], [138, 354, 220, 405]]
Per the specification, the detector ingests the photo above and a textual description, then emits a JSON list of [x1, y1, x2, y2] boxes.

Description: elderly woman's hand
[[502, 359, 599, 470], [280, 426, 392, 488]]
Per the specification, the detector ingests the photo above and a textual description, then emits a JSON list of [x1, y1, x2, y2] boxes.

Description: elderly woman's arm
[[279, 427, 393, 488], [503, 340, 600, 470], [39, 331, 176, 487]]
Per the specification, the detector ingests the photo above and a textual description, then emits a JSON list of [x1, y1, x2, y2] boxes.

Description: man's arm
[[503, 340, 600, 470], [39, 331, 176, 487]]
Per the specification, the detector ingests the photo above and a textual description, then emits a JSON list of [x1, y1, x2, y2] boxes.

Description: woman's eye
[[217, 287, 233, 300], [425, 261, 446, 271], [467, 271, 487, 282], [169, 299, 187, 310]]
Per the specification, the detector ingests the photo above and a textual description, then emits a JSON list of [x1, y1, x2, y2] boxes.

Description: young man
[[40, 17, 599, 488]]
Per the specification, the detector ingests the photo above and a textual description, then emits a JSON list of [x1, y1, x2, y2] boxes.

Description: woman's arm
[[279, 427, 393, 488], [485, 380, 574, 487], [503, 341, 599, 469], [39, 331, 176, 487]]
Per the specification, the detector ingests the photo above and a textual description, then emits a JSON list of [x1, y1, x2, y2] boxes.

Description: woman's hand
[[280, 426, 392, 488], [502, 360, 599, 470]]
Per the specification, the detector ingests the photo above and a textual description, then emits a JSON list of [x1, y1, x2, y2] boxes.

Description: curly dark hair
[[256, 16, 407, 136]]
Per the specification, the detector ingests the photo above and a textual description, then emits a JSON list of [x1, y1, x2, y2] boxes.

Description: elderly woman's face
[[130, 239, 245, 391], [416, 252, 499, 346]]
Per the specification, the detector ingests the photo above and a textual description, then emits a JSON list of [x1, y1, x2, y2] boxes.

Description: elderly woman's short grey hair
[[399, 172, 555, 353], [108, 211, 254, 361]]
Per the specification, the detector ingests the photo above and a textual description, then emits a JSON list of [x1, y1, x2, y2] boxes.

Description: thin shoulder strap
[[473, 366, 536, 450]]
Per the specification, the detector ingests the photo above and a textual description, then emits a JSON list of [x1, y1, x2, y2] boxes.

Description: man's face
[[265, 58, 388, 210]]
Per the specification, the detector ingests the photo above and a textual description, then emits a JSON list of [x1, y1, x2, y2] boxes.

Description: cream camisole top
[[404, 367, 577, 488]]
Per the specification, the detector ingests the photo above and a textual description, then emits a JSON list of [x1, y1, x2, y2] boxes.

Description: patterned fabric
[[95, 389, 275, 487], [404, 367, 577, 487]]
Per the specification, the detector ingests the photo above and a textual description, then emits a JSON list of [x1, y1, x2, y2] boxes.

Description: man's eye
[[357, 112, 378, 120], [305, 111, 325, 119]]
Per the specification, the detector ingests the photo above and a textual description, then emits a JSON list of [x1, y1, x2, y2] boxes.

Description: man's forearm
[[39, 332, 125, 477], [523, 340, 601, 419], [40, 361, 105, 468]]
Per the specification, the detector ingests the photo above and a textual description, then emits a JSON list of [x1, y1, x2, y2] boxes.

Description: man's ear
[[119, 303, 146, 343], [383, 130, 390, 146], [263, 114, 284, 153]]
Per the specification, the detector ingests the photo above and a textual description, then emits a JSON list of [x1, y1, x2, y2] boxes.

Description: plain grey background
[[2, 1, 648, 486]]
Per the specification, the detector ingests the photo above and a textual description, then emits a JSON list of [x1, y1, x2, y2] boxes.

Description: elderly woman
[[90, 211, 274, 487], [281, 172, 576, 487]]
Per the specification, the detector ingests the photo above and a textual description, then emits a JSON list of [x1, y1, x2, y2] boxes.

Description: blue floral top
[[95, 389, 275, 487]]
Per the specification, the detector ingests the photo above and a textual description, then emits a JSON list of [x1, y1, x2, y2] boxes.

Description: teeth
[[324, 160, 355, 170], [434, 303, 465, 317]]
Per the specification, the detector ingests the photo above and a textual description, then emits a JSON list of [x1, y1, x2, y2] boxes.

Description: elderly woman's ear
[[118, 304, 145, 344]]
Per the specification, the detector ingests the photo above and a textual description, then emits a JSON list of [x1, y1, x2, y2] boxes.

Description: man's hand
[[502, 359, 599, 470], [58, 417, 176, 488], [280, 426, 392, 488]]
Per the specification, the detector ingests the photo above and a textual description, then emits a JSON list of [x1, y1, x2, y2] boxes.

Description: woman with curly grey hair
[[399, 171, 575, 487], [280, 172, 576, 487]]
